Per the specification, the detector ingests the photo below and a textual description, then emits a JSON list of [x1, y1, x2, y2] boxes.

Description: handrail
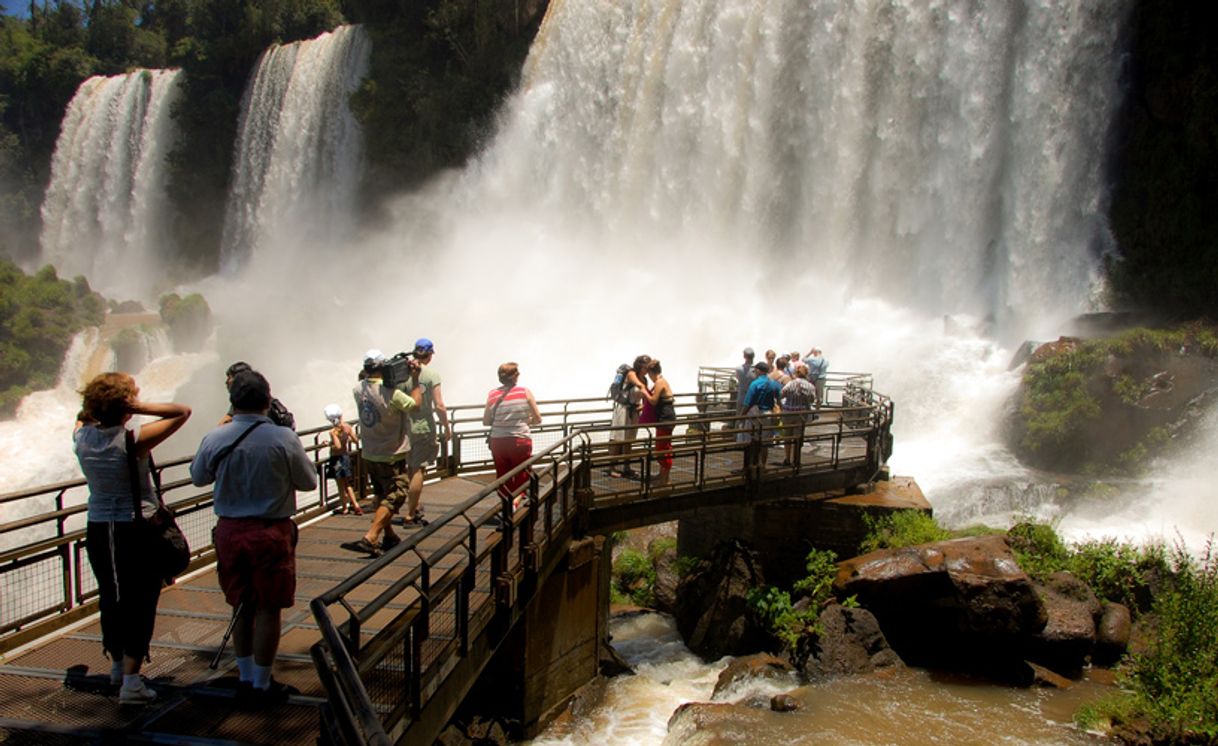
[[0, 367, 893, 743], [308, 378, 894, 745]]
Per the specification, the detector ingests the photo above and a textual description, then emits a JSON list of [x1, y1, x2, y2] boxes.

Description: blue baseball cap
[[413, 338, 435, 355]]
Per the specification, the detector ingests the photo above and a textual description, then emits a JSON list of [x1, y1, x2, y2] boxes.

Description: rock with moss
[[158, 292, 212, 353], [1007, 325, 1218, 474]]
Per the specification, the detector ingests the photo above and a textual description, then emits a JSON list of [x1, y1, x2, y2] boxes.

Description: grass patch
[[859, 510, 952, 554]]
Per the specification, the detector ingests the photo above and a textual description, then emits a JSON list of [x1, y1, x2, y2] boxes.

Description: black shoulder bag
[[126, 430, 191, 584]]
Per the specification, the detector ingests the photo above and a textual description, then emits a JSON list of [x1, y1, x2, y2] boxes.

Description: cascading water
[[220, 24, 371, 272], [473, 0, 1128, 336], [39, 69, 182, 300]]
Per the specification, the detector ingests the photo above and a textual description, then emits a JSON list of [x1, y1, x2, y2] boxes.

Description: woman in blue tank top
[[74, 372, 190, 705]]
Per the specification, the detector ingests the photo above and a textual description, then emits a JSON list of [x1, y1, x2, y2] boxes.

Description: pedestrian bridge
[[0, 369, 893, 745]]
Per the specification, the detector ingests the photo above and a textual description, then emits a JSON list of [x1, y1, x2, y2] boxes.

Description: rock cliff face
[[674, 541, 769, 660]]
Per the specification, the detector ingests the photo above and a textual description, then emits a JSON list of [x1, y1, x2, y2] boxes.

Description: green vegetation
[[345, 1, 539, 200], [1008, 521, 1168, 611], [747, 547, 842, 651], [611, 547, 655, 607], [858, 509, 954, 554], [158, 291, 211, 352], [1, 1, 540, 273], [1013, 325, 1218, 473], [1078, 543, 1218, 743], [0, 259, 105, 416]]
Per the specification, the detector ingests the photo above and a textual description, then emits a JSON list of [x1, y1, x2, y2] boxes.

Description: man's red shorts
[[214, 517, 298, 609]]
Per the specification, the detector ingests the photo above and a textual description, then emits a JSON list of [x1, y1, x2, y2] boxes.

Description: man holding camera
[[342, 349, 424, 557], [404, 338, 449, 526]]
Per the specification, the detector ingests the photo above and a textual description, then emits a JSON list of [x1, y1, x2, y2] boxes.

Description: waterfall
[[472, 0, 1130, 335], [39, 69, 183, 300], [220, 24, 371, 271]]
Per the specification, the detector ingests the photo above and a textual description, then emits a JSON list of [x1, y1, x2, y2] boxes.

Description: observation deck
[[0, 369, 894, 745]]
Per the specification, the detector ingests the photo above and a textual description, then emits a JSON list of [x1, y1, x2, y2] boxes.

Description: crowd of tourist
[[69, 340, 827, 709]]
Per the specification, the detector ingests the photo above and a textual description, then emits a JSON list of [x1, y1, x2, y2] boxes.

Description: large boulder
[[1092, 602, 1133, 666], [650, 539, 681, 615], [675, 540, 769, 660], [1026, 572, 1101, 676], [835, 535, 1047, 679], [664, 702, 775, 746], [802, 604, 903, 680]]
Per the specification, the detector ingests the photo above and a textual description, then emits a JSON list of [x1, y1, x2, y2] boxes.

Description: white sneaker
[[118, 680, 157, 705]]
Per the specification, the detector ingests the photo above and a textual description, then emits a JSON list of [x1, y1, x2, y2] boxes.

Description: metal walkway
[[0, 370, 892, 745]]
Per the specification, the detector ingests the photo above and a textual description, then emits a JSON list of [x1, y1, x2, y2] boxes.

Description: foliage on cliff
[[1078, 542, 1218, 745], [1009, 326, 1218, 474], [1, 1, 543, 274], [0, 259, 105, 416], [344, 0, 542, 200], [158, 291, 212, 352], [1108, 0, 1218, 322]]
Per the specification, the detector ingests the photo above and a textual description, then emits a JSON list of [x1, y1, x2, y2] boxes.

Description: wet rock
[[802, 604, 903, 680], [1027, 572, 1101, 676], [711, 653, 793, 699], [664, 702, 774, 746], [1026, 661, 1074, 689], [1092, 602, 1132, 666], [770, 693, 800, 712], [650, 540, 680, 615], [435, 716, 511, 745], [675, 540, 768, 660], [834, 535, 1046, 679], [599, 639, 634, 677]]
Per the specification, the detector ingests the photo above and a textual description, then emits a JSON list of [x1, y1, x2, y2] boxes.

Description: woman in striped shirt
[[483, 362, 543, 506]]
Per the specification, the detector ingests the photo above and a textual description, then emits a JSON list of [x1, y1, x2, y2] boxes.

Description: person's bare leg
[[251, 608, 281, 668], [364, 505, 394, 544], [405, 465, 425, 520], [231, 606, 256, 658]]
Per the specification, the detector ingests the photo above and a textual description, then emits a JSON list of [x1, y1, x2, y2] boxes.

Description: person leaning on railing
[[73, 372, 191, 706], [483, 362, 542, 508]]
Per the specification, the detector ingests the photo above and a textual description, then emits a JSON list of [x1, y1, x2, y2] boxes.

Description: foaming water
[[531, 613, 1105, 746], [1055, 406, 1218, 550], [530, 613, 728, 745], [0, 326, 213, 498]]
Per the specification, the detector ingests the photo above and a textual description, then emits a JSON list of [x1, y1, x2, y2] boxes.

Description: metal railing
[[309, 373, 893, 745], [0, 424, 342, 653], [0, 368, 893, 744]]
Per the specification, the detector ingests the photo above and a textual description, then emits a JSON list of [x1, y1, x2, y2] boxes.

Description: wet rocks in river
[[649, 538, 680, 615], [801, 603, 903, 680], [834, 534, 1047, 680], [1026, 571, 1102, 677], [711, 653, 794, 699], [770, 693, 800, 712], [675, 540, 769, 660], [1093, 602, 1133, 666]]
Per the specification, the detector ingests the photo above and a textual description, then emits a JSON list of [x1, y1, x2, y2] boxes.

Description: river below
[[530, 612, 1113, 746]]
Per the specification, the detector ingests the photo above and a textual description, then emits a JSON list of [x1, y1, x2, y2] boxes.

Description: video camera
[[380, 351, 420, 389]]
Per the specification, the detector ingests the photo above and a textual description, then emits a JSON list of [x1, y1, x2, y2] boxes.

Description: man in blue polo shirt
[[191, 370, 316, 706]]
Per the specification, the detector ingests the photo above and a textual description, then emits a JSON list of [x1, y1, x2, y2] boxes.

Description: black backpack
[[268, 397, 296, 430], [607, 363, 634, 407]]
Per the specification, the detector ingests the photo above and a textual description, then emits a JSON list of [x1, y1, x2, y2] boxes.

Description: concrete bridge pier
[[677, 475, 930, 588], [465, 535, 610, 738]]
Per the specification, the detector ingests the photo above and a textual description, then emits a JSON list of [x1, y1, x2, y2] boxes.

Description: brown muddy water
[[530, 612, 1114, 745]]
